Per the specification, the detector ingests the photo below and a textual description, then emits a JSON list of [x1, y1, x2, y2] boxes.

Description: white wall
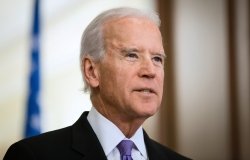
[[174, 0, 230, 159], [236, 0, 250, 159]]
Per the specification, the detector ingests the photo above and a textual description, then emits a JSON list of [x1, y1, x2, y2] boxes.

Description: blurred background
[[0, 0, 249, 159]]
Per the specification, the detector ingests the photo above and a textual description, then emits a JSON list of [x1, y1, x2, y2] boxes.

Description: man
[[4, 7, 190, 160]]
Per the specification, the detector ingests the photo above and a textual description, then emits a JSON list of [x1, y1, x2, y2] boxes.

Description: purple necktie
[[117, 140, 134, 160]]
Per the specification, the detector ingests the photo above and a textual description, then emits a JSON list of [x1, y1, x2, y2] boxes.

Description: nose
[[138, 57, 156, 79]]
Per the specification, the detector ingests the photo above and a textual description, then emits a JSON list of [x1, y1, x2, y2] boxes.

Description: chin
[[135, 104, 159, 118]]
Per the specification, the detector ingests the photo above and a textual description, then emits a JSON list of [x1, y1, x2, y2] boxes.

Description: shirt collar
[[87, 107, 147, 159], [129, 126, 147, 159]]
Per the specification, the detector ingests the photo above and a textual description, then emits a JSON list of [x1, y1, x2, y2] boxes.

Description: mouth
[[133, 88, 156, 95]]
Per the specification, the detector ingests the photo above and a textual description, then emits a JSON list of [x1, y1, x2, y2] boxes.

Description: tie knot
[[117, 140, 134, 156]]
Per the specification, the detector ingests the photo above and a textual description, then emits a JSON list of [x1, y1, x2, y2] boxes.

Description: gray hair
[[80, 7, 161, 92]]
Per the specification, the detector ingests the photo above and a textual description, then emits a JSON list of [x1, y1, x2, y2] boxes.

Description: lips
[[133, 88, 157, 95]]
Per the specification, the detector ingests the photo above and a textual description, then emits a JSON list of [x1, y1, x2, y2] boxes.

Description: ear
[[82, 57, 100, 88]]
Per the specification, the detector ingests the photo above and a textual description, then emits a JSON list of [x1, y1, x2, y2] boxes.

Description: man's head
[[80, 7, 165, 124], [80, 7, 161, 92]]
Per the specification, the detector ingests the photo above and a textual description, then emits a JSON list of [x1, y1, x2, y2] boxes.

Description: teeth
[[135, 88, 154, 93], [141, 89, 151, 93]]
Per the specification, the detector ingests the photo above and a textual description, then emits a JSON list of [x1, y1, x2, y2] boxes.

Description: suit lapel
[[71, 112, 107, 160], [144, 130, 165, 160]]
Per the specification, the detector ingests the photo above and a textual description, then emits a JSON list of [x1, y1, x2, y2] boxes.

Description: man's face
[[95, 17, 165, 120]]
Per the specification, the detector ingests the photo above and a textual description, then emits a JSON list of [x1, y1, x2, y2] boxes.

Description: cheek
[[115, 66, 132, 84], [157, 72, 165, 95], [158, 74, 164, 84], [100, 64, 126, 93], [98, 64, 116, 93]]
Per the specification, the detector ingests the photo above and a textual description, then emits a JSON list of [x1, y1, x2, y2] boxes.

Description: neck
[[91, 94, 146, 138], [106, 112, 145, 138]]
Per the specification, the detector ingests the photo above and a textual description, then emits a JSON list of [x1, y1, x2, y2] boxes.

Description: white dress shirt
[[87, 107, 148, 160]]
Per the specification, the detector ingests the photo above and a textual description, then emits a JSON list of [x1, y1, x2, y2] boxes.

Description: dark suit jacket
[[4, 112, 190, 160]]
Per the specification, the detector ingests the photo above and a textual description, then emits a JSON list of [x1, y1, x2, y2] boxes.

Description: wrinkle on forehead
[[103, 17, 160, 38], [103, 17, 164, 55]]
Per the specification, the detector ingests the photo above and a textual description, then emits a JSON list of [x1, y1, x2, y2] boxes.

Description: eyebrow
[[152, 52, 166, 59], [120, 47, 140, 53], [120, 47, 166, 58]]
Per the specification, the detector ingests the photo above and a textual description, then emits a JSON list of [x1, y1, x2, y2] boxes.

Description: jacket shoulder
[[4, 126, 79, 160], [143, 130, 191, 160]]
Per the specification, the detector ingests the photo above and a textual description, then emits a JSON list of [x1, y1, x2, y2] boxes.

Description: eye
[[152, 55, 163, 64], [125, 52, 139, 61]]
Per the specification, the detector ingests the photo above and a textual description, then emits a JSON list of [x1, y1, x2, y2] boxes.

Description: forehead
[[102, 17, 163, 51], [103, 16, 160, 36]]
